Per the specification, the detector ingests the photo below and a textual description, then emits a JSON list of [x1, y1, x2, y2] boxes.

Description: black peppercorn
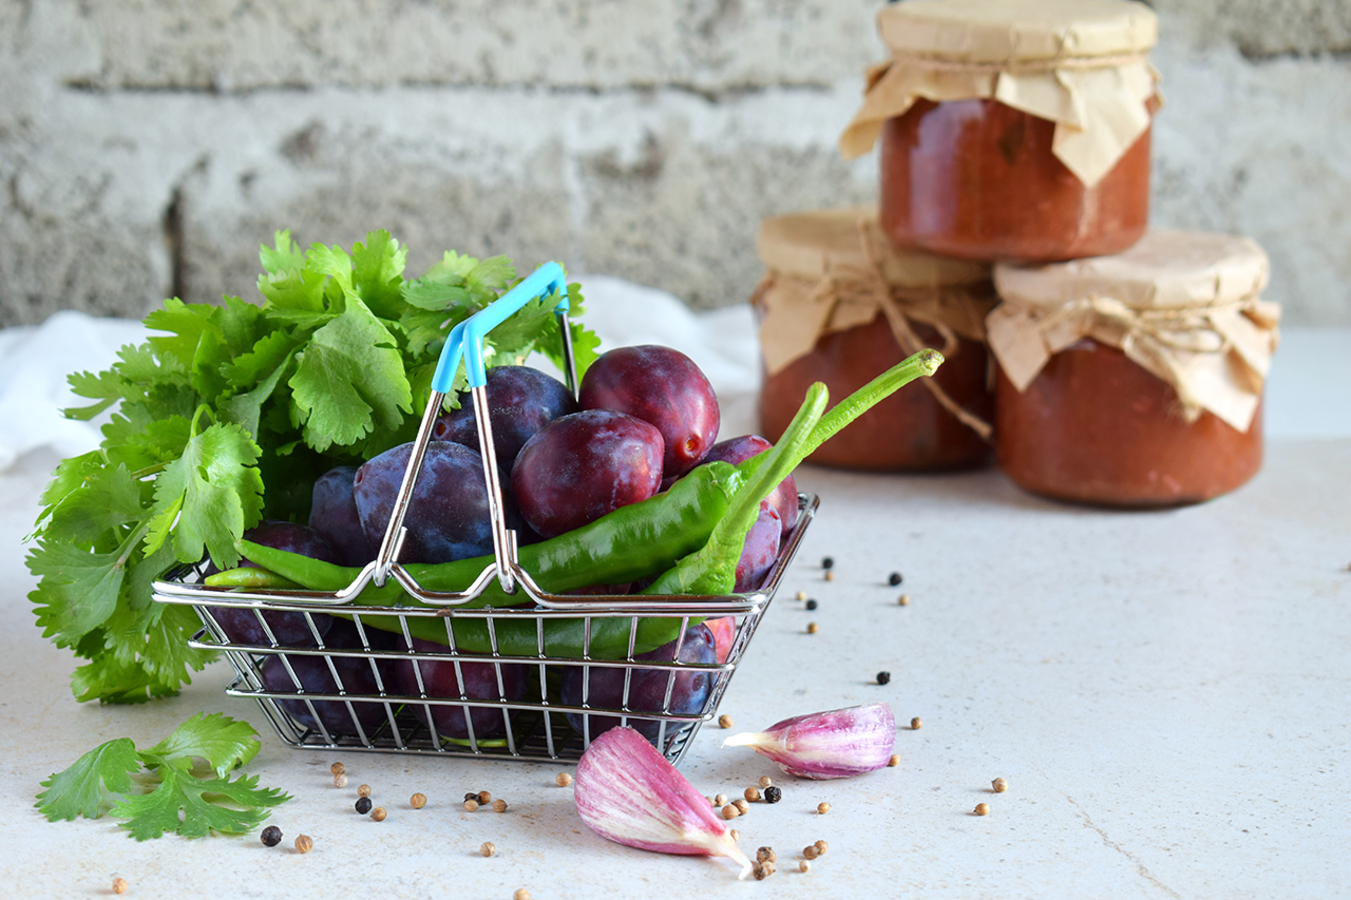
[[260, 825, 282, 847], [877, 671, 892, 685], [355, 797, 373, 814], [763, 785, 782, 804], [805, 599, 818, 610], [888, 572, 903, 586], [821, 556, 834, 570]]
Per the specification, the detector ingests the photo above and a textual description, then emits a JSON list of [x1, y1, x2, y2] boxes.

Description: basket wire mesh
[[152, 263, 816, 765]]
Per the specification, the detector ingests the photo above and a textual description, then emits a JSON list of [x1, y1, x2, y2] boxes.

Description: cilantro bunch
[[36, 713, 288, 840], [27, 230, 599, 704]]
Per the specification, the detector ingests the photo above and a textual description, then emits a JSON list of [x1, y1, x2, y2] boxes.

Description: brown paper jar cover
[[987, 229, 1280, 507], [841, 0, 1160, 263], [754, 207, 998, 471]]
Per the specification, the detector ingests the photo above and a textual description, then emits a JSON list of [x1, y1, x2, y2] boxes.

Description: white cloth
[[0, 278, 765, 472]]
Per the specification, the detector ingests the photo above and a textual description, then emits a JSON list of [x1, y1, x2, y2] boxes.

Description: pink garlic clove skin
[[575, 726, 753, 879], [722, 702, 896, 779]]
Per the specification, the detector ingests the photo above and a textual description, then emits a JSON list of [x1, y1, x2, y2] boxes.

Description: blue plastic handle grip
[[429, 262, 570, 394]]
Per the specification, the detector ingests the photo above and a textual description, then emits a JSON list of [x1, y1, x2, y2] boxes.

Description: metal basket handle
[[371, 262, 576, 595]]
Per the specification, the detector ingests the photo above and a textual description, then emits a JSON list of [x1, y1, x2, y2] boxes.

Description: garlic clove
[[575, 726, 753, 879], [722, 702, 896, 779]]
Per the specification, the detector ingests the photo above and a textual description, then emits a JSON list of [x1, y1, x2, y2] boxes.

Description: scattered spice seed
[[763, 786, 782, 804], [295, 834, 313, 854], [732, 798, 750, 814], [465, 791, 480, 802], [814, 840, 829, 855], [729, 829, 740, 842], [805, 598, 818, 610], [721, 805, 739, 820], [877, 671, 892, 685], [759, 776, 773, 789], [555, 772, 572, 787], [719, 714, 734, 729], [478, 790, 492, 805], [824, 570, 834, 582], [799, 860, 812, 873], [992, 777, 1009, 793], [330, 762, 345, 776], [371, 807, 387, 822], [806, 622, 819, 634], [112, 877, 129, 894], [514, 891, 530, 900], [464, 799, 480, 812], [481, 842, 496, 858], [803, 845, 820, 860], [795, 591, 807, 601], [334, 773, 348, 788], [260, 825, 282, 847], [357, 784, 372, 798], [888, 754, 901, 767], [493, 799, 508, 813], [888, 572, 903, 586], [714, 793, 729, 807], [898, 593, 911, 606], [355, 797, 372, 815], [817, 802, 831, 815], [821, 557, 834, 570], [756, 847, 777, 864], [410, 793, 427, 809], [754, 860, 777, 880], [911, 717, 923, 730], [975, 803, 990, 816], [744, 787, 761, 803]]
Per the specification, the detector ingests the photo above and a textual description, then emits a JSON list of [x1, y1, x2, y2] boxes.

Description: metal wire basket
[[153, 263, 816, 766]]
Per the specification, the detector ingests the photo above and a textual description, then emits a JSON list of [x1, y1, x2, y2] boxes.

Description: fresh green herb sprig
[[36, 712, 289, 840], [26, 230, 599, 703]]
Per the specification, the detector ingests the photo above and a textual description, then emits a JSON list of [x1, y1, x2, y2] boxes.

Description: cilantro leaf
[[113, 767, 287, 841], [29, 537, 132, 645], [259, 229, 307, 276], [289, 301, 413, 452], [36, 738, 140, 822], [146, 712, 262, 776]]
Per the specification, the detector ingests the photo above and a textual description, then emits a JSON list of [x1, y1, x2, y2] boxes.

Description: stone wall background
[[2, 0, 1348, 328]]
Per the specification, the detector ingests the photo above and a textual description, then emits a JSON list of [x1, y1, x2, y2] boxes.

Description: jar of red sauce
[[986, 230, 1280, 506], [840, 0, 1161, 263], [754, 207, 998, 471]]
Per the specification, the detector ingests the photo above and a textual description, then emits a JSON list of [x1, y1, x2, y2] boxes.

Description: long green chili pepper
[[208, 349, 943, 659]]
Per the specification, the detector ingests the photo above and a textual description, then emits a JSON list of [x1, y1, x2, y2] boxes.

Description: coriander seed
[[754, 860, 776, 880], [334, 773, 348, 788], [799, 860, 812, 873], [729, 829, 740, 842], [480, 841, 496, 858], [803, 845, 820, 860], [795, 591, 807, 601], [744, 787, 761, 803], [112, 877, 129, 894], [464, 799, 480, 812], [714, 793, 729, 807], [992, 777, 1009, 793], [357, 783, 372, 798], [514, 890, 531, 900], [295, 834, 313, 854], [817, 802, 831, 815], [410, 792, 427, 809], [911, 716, 923, 729], [824, 570, 834, 582], [877, 671, 892, 685], [759, 776, 773, 789], [260, 825, 282, 847], [718, 713, 733, 728], [732, 798, 750, 814], [898, 593, 911, 606], [721, 805, 739, 820], [806, 622, 819, 634], [763, 785, 782, 804], [975, 803, 990, 816], [493, 799, 508, 813], [756, 847, 777, 864], [355, 797, 372, 815], [814, 839, 828, 855], [888, 571, 903, 586], [888, 754, 901, 767], [330, 761, 345, 776], [478, 790, 492, 805], [371, 806, 387, 822], [555, 772, 572, 787]]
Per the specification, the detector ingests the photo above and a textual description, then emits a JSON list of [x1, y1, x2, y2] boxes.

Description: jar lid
[[758, 206, 990, 289], [878, 0, 1158, 64], [993, 230, 1269, 311]]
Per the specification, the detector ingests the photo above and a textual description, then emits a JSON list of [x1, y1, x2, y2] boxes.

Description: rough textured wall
[[1, 0, 1348, 327]]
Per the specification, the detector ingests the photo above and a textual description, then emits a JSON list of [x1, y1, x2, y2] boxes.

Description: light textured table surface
[[0, 326, 1347, 899]]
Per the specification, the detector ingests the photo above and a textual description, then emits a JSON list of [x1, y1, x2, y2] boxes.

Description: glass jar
[[754, 207, 997, 471], [840, 0, 1160, 263], [987, 230, 1279, 507]]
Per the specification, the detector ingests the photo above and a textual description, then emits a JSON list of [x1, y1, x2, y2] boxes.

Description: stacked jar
[[774, 0, 1282, 505]]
